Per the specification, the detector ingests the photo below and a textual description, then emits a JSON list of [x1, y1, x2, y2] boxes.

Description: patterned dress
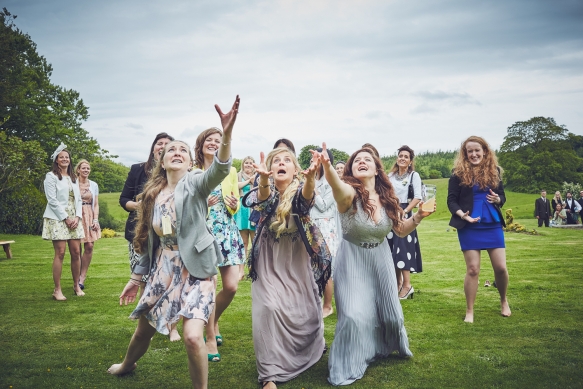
[[234, 182, 255, 231], [130, 191, 217, 334], [206, 186, 245, 267], [79, 182, 101, 243], [328, 201, 412, 386], [42, 177, 85, 241]]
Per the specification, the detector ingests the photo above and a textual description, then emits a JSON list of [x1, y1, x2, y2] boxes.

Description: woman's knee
[[466, 267, 480, 278], [183, 330, 205, 351]]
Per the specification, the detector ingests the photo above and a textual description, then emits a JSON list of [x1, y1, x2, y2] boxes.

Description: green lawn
[[1, 190, 581, 388]]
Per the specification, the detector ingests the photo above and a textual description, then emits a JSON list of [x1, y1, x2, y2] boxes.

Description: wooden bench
[[0, 240, 15, 259]]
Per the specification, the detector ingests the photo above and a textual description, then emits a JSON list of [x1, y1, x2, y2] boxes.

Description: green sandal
[[216, 334, 223, 346], [208, 353, 221, 362]]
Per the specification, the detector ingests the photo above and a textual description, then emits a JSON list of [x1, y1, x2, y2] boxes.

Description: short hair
[[273, 138, 296, 154]]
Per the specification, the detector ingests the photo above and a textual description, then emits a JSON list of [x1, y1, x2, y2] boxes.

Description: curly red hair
[[452, 136, 503, 189]]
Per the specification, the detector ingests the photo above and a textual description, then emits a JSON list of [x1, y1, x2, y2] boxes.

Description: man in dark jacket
[[534, 190, 552, 227]]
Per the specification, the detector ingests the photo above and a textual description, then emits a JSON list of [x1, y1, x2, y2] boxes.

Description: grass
[[1, 189, 581, 388]]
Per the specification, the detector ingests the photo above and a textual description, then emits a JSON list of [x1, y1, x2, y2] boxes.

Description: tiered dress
[[328, 201, 412, 386], [207, 186, 245, 267], [130, 191, 217, 334], [234, 181, 255, 232]]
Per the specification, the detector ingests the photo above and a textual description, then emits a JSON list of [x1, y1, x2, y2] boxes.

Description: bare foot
[[107, 362, 137, 375], [73, 287, 85, 296], [464, 312, 474, 323], [323, 307, 333, 318], [501, 300, 511, 317], [52, 290, 66, 301], [169, 328, 181, 342]]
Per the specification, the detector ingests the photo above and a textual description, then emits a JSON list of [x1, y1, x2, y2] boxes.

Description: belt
[[343, 235, 382, 249], [82, 202, 92, 205]]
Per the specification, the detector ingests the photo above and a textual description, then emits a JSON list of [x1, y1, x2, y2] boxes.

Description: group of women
[[43, 95, 511, 388], [42, 143, 101, 300]]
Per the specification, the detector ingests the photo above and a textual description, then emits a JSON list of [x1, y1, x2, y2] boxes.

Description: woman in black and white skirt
[[387, 145, 423, 300]]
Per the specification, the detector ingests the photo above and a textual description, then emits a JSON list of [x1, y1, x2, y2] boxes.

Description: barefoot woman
[[447, 136, 511, 323], [108, 96, 239, 389]]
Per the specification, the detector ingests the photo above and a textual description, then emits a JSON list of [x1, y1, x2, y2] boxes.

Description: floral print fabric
[[130, 190, 216, 334], [206, 186, 245, 267], [42, 178, 85, 241]]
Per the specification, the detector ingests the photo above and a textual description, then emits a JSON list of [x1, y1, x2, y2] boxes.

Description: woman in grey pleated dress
[[316, 144, 434, 386]]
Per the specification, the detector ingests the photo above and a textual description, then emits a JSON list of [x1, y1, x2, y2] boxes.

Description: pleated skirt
[[328, 239, 412, 386]]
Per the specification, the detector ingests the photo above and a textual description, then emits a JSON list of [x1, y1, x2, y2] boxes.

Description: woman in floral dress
[[42, 143, 85, 300], [194, 127, 245, 360], [108, 96, 239, 389], [234, 156, 256, 279]]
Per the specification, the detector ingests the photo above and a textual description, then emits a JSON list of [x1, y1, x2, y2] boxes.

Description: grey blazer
[[134, 154, 231, 279]]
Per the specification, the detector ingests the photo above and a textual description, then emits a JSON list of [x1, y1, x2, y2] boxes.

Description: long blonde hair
[[133, 140, 194, 254], [452, 136, 503, 189], [266, 148, 302, 238]]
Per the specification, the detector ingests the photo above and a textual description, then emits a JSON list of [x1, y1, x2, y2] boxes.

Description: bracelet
[[259, 184, 270, 188], [222, 141, 230, 146], [129, 279, 141, 287], [412, 214, 421, 225], [93, 219, 98, 223]]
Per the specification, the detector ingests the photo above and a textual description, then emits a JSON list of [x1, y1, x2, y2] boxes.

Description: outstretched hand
[[303, 150, 321, 180], [319, 142, 332, 168], [461, 211, 480, 223], [253, 152, 272, 180], [119, 280, 140, 306], [215, 95, 240, 137]]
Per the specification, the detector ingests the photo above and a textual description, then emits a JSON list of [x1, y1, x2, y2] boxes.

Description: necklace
[[394, 171, 409, 182]]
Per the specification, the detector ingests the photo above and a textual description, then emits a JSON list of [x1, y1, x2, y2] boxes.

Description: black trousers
[[538, 217, 549, 227]]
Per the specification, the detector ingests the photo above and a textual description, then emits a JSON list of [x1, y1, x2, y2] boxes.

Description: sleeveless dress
[[328, 201, 412, 386], [130, 191, 217, 334], [234, 182, 255, 231], [457, 185, 505, 251], [42, 177, 85, 241], [79, 182, 101, 243], [206, 186, 245, 267]]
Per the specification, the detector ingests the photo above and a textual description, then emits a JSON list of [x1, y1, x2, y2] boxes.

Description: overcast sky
[[5, 0, 583, 165]]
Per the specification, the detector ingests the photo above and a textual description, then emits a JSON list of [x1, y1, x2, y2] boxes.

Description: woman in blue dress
[[447, 136, 511, 323], [234, 156, 256, 279]]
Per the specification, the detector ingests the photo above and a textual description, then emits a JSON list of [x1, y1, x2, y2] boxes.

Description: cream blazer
[[43, 172, 83, 221]]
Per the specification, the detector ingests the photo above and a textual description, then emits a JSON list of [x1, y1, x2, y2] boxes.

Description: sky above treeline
[[5, 0, 583, 165]]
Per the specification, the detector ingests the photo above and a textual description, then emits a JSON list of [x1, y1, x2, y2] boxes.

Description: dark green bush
[[98, 201, 124, 231], [0, 185, 46, 234]]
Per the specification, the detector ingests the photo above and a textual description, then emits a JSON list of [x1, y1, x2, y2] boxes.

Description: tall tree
[[499, 117, 583, 192]]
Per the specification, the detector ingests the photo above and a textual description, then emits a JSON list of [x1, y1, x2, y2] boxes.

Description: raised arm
[[253, 152, 272, 202], [215, 95, 239, 163], [318, 143, 355, 213], [301, 155, 319, 201]]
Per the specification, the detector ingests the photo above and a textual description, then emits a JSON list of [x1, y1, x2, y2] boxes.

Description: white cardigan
[[43, 172, 83, 221]]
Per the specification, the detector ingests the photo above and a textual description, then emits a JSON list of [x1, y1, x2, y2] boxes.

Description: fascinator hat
[[51, 142, 67, 161]]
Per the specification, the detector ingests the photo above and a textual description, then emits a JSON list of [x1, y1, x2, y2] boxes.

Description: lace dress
[[328, 201, 412, 386], [130, 191, 217, 334]]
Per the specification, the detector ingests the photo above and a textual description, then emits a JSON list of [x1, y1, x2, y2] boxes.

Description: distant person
[[194, 127, 245, 359], [273, 138, 296, 154], [551, 203, 567, 226], [563, 192, 578, 225], [447, 136, 511, 323], [387, 145, 423, 299], [578, 190, 583, 223], [234, 156, 257, 279], [120, 132, 174, 281], [551, 191, 563, 214], [534, 190, 552, 227], [42, 143, 85, 300], [361, 143, 380, 158], [75, 159, 101, 290], [107, 95, 239, 389], [335, 161, 346, 177]]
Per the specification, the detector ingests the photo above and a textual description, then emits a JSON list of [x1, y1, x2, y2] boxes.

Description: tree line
[[1, 8, 581, 234]]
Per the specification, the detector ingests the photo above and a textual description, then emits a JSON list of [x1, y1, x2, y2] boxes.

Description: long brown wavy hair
[[51, 149, 77, 182], [452, 136, 503, 189], [389, 145, 415, 175], [344, 148, 403, 228], [194, 127, 222, 169], [133, 140, 194, 254], [144, 132, 174, 175]]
